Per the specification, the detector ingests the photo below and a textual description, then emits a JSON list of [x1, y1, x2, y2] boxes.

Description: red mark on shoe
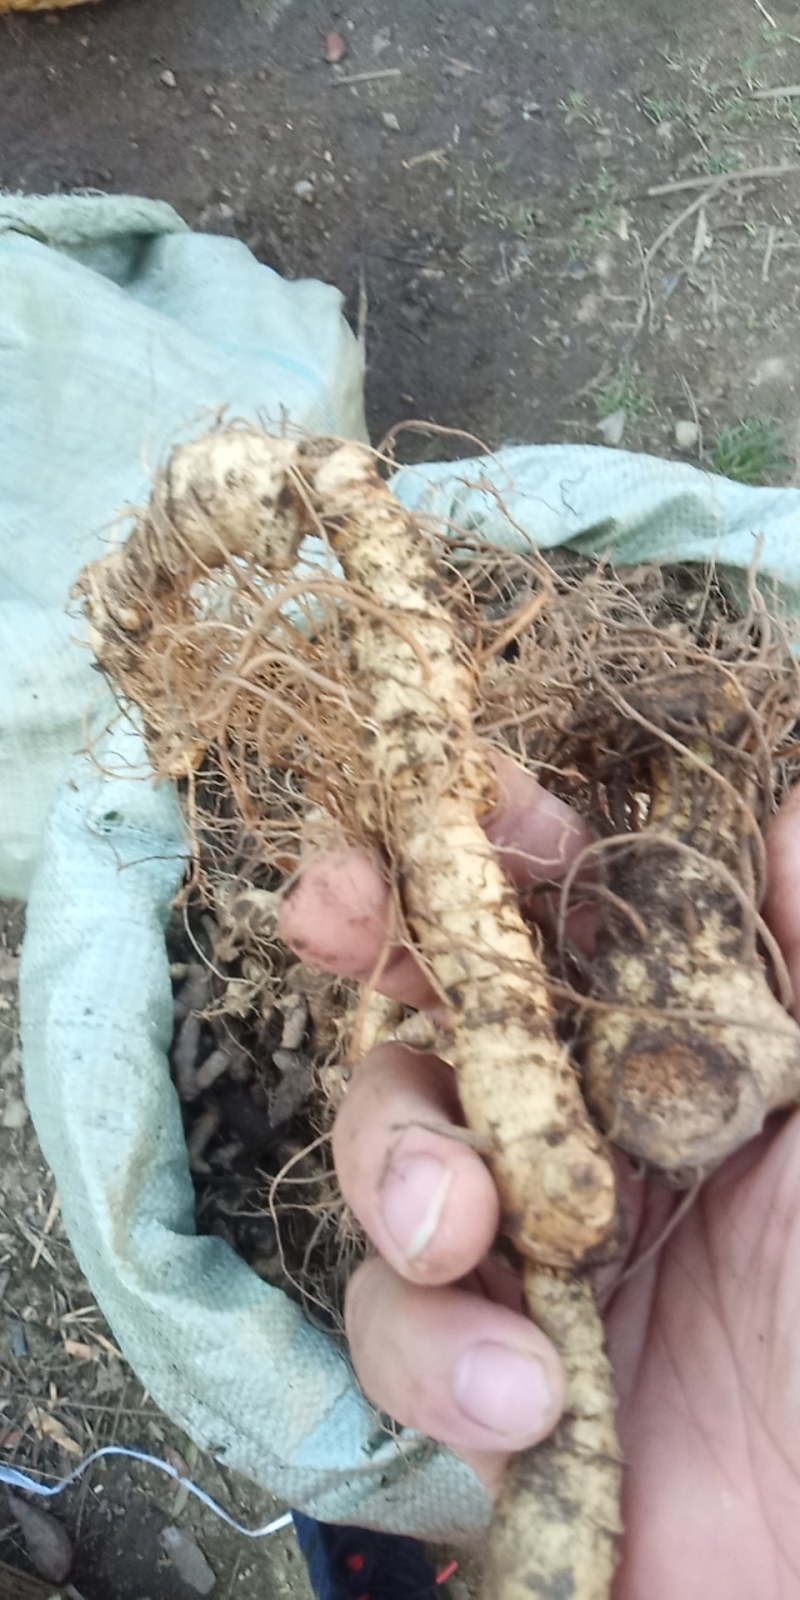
[[436, 1559, 459, 1585]]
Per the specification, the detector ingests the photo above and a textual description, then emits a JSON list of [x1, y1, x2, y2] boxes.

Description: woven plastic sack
[[0, 192, 366, 901], [10, 193, 486, 1539], [16, 193, 800, 1537]]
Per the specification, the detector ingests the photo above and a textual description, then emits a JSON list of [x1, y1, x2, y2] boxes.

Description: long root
[[487, 1269, 622, 1600], [78, 430, 617, 1264], [75, 425, 621, 1600], [308, 442, 616, 1270]]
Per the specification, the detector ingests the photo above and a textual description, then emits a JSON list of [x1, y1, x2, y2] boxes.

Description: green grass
[[570, 172, 625, 250], [640, 92, 693, 125], [559, 88, 590, 127], [480, 197, 540, 237], [711, 419, 787, 484], [703, 150, 741, 174], [595, 366, 654, 422]]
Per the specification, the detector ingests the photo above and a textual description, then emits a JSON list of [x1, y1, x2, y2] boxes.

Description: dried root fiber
[[477, 559, 800, 1184], [74, 425, 800, 1600]]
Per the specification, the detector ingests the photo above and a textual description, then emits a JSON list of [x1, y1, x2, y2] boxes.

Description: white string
[[0, 1445, 293, 1539]]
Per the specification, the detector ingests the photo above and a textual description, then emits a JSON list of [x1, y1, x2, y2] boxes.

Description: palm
[[607, 1115, 800, 1600], [281, 780, 800, 1586]]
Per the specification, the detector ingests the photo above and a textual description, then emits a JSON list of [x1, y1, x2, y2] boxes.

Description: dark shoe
[[292, 1511, 440, 1599]]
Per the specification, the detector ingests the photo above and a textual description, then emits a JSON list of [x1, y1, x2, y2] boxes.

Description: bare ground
[[2, 0, 800, 1593]]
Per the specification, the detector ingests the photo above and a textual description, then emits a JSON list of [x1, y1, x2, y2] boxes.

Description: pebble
[[482, 93, 511, 121], [381, 111, 401, 132], [2, 1095, 28, 1130], [7, 1491, 73, 1584], [1, 1044, 21, 1079], [597, 407, 627, 447], [674, 419, 700, 451], [161, 1526, 216, 1594], [293, 178, 315, 202], [160, 69, 177, 88], [0, 950, 20, 981], [324, 30, 347, 64], [9, 1318, 28, 1359], [196, 201, 238, 236]]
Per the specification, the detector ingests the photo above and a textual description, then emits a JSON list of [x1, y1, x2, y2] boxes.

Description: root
[[485, 1269, 622, 1600], [476, 557, 800, 1182], [75, 425, 621, 1600], [582, 673, 800, 1179], [75, 430, 800, 1598], [76, 428, 617, 1270], [309, 442, 616, 1266]]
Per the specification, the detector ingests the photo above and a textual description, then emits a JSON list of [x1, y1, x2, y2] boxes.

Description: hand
[[279, 757, 800, 1599]]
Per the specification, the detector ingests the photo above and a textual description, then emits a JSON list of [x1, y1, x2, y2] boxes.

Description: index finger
[[765, 783, 800, 1017], [278, 753, 591, 1001]]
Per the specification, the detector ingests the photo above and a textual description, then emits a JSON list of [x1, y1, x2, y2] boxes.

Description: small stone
[[1, 1044, 21, 1080], [293, 179, 315, 202], [674, 419, 700, 452], [2, 1095, 28, 1130], [6, 1491, 73, 1584], [10, 1319, 28, 1359], [381, 111, 401, 132], [0, 950, 20, 981], [324, 30, 347, 64], [161, 1527, 216, 1594], [597, 408, 627, 447], [482, 93, 511, 121], [197, 201, 237, 235], [160, 69, 177, 88]]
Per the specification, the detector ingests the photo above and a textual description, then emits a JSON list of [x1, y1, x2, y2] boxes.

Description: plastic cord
[[0, 1444, 293, 1538]]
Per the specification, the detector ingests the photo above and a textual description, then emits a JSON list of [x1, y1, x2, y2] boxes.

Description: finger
[[278, 848, 436, 1008], [346, 1255, 565, 1459], [333, 1043, 499, 1285], [483, 751, 592, 887], [279, 753, 590, 994], [765, 784, 800, 1016]]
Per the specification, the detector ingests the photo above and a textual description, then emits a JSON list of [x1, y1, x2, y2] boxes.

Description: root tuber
[[476, 563, 800, 1187], [578, 670, 800, 1181]]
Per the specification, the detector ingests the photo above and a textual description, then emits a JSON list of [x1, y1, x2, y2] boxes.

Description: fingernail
[[381, 1155, 452, 1262], [455, 1342, 552, 1438]]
